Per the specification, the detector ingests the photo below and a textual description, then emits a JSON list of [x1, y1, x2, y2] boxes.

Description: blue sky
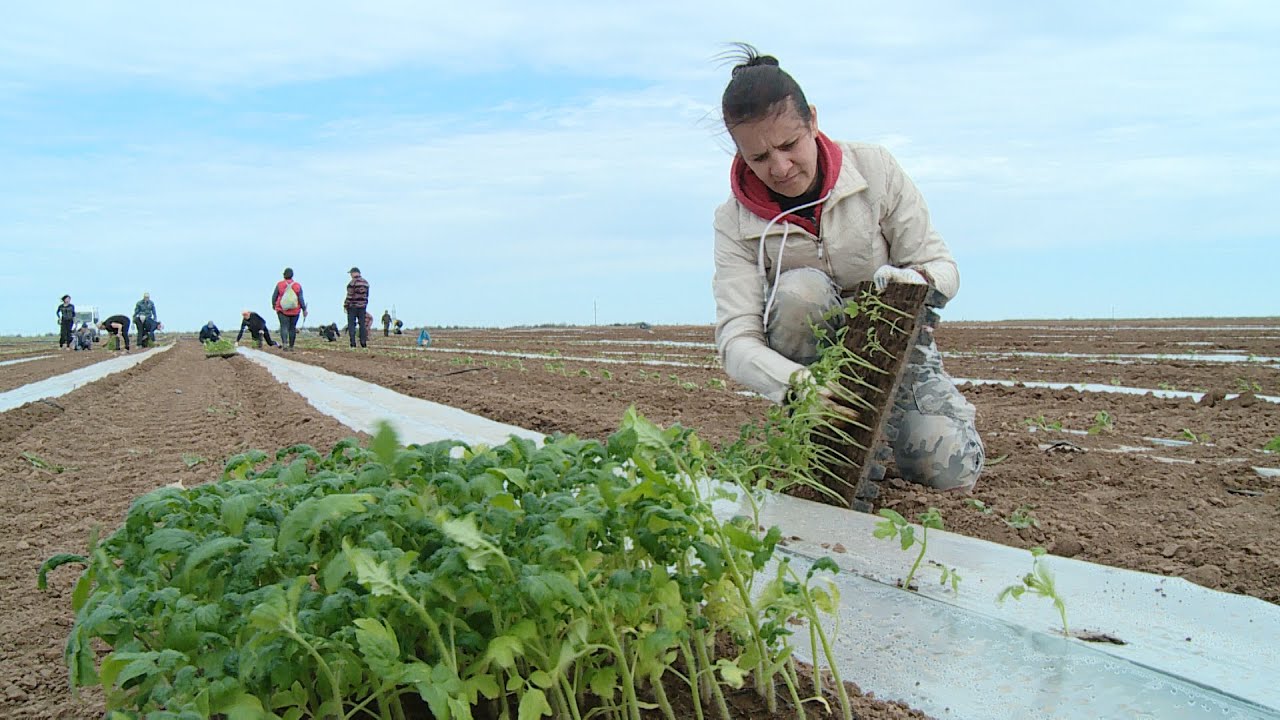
[[1, 1, 1276, 335]]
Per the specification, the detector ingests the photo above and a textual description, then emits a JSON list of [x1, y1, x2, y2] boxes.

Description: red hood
[[731, 131, 843, 235]]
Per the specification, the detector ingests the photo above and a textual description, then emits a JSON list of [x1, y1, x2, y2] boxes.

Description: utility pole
[[593, 300, 598, 326]]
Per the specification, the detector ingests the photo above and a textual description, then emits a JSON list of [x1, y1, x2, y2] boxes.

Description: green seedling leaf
[[353, 617, 401, 677], [1087, 410, 1115, 435], [276, 493, 375, 552], [1264, 436, 1280, 453], [21, 451, 64, 473], [518, 687, 552, 720], [997, 546, 1069, 636], [370, 421, 400, 466], [964, 498, 994, 514], [875, 507, 945, 591], [1006, 506, 1041, 530], [181, 453, 206, 468], [37, 553, 86, 590]]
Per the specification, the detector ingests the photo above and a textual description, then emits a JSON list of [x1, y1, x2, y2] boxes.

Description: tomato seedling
[[998, 546, 1069, 636], [874, 507, 955, 592]]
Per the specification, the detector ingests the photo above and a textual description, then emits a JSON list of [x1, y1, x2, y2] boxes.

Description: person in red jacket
[[271, 267, 308, 352]]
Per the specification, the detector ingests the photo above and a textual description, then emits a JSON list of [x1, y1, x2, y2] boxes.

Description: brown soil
[[0, 351, 113, 394], [3, 320, 1277, 718]]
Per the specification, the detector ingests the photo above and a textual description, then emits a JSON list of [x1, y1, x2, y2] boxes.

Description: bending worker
[[711, 44, 983, 494]]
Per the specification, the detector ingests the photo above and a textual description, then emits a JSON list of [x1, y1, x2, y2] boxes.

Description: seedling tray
[[816, 281, 930, 510]]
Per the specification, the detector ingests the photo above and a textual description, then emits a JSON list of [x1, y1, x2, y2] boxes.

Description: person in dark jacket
[[319, 323, 340, 342], [343, 267, 370, 348], [381, 310, 392, 337], [235, 310, 278, 349], [198, 321, 221, 342], [133, 292, 158, 348], [99, 314, 131, 351], [56, 295, 76, 349]]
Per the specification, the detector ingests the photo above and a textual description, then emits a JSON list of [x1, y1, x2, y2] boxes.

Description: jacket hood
[[730, 131, 843, 235]]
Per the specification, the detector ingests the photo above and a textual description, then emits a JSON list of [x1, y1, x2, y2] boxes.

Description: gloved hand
[[872, 265, 927, 292], [787, 368, 861, 422]]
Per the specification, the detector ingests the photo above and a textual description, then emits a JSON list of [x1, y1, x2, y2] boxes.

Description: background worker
[[133, 292, 158, 348], [198, 321, 221, 342], [235, 310, 279, 349], [56, 295, 76, 350], [319, 323, 340, 342], [272, 267, 308, 352], [711, 44, 983, 493], [381, 310, 392, 336], [99, 315, 131, 351], [343, 267, 370, 348], [73, 322, 96, 350]]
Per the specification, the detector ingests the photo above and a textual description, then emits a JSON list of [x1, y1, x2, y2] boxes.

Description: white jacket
[[713, 141, 959, 403]]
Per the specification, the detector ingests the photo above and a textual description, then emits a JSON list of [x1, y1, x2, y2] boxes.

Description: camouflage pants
[[766, 268, 984, 491]]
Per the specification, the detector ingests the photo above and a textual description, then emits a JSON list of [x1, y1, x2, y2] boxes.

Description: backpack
[[280, 281, 300, 311]]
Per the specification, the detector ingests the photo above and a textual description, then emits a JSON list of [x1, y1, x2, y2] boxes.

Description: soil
[[2, 318, 1278, 718]]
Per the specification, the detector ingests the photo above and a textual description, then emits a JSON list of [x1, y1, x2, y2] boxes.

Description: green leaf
[[102, 651, 161, 689], [872, 522, 896, 540], [213, 691, 269, 720], [899, 525, 915, 550], [276, 493, 375, 552], [467, 673, 501, 701], [807, 556, 839, 579], [146, 527, 198, 554], [221, 494, 257, 536], [528, 670, 553, 689], [346, 545, 404, 598], [440, 514, 488, 550], [692, 540, 724, 578], [877, 508, 906, 525], [370, 421, 400, 466], [36, 553, 86, 590], [518, 688, 553, 720], [588, 667, 618, 701], [484, 635, 523, 669], [248, 586, 292, 632], [353, 617, 401, 677], [715, 658, 746, 689], [180, 536, 245, 579]]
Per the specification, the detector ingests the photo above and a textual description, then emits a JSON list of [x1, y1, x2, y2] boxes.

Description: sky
[[1, 1, 1277, 335]]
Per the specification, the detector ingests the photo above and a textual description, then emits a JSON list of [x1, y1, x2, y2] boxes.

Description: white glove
[[872, 265, 927, 292]]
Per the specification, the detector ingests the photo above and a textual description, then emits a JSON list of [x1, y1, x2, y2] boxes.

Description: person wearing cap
[[133, 292, 158, 348], [343, 267, 370, 348], [235, 310, 279, 349], [198, 321, 221, 343], [381, 309, 392, 337], [272, 267, 308, 352], [56, 294, 76, 350]]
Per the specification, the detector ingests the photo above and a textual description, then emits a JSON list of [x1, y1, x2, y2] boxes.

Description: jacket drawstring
[[758, 191, 832, 333]]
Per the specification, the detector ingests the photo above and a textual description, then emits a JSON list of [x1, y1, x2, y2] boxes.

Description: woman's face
[[729, 101, 820, 198]]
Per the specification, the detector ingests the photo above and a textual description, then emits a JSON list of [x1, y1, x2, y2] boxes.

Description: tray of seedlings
[[798, 281, 932, 511]]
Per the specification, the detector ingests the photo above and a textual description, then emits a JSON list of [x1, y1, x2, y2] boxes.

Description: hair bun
[[731, 54, 780, 76]]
